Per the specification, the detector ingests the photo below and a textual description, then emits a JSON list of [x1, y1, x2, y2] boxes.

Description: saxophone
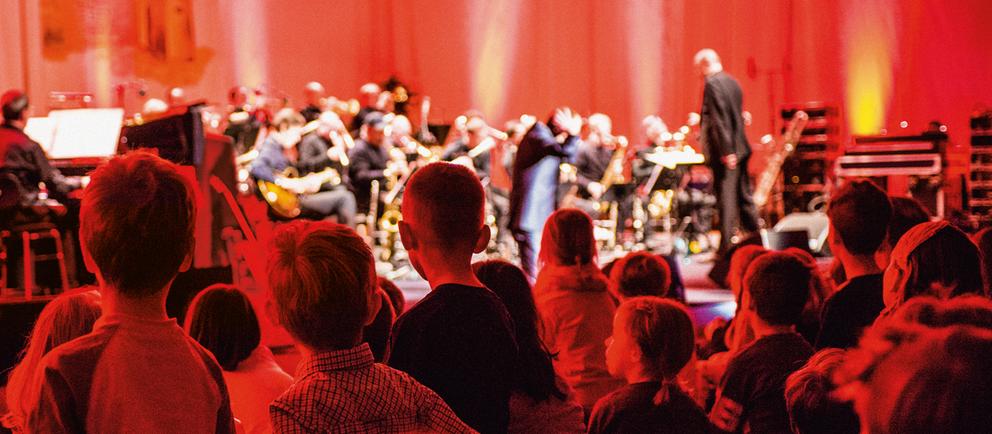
[[753, 110, 809, 211]]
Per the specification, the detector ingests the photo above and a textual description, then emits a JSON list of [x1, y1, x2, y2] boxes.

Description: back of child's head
[[401, 162, 485, 250], [837, 296, 992, 434], [268, 221, 377, 350], [609, 251, 671, 300], [7, 289, 101, 419], [728, 245, 768, 302], [884, 221, 985, 312], [81, 152, 196, 296], [363, 288, 396, 361], [827, 179, 892, 256], [184, 284, 261, 371], [616, 296, 695, 405], [474, 259, 564, 402], [785, 349, 860, 434], [783, 247, 831, 311], [744, 252, 812, 326], [887, 196, 931, 249], [539, 208, 597, 267]]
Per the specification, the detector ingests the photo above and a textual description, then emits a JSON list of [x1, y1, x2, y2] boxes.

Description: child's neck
[[750, 316, 795, 339], [624, 365, 661, 385], [418, 249, 484, 289], [101, 287, 169, 320]]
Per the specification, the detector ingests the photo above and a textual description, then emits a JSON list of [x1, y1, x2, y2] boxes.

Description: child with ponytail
[[588, 296, 712, 434]]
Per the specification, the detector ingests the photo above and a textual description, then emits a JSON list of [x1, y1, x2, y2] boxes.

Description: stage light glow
[[761, 134, 773, 144], [625, 0, 664, 140], [900, 120, 908, 128], [660, 132, 673, 142], [843, 0, 897, 135], [469, 0, 522, 120]]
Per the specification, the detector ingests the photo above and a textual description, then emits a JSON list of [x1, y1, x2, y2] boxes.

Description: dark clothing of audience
[[387, 283, 519, 434], [717, 332, 813, 434], [588, 382, 712, 434], [815, 274, 885, 349], [347, 139, 390, 214], [300, 105, 322, 123], [363, 289, 396, 362]]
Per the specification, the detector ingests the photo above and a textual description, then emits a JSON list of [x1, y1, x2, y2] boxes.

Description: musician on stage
[[351, 82, 383, 134], [695, 49, 759, 252], [442, 115, 495, 179], [299, 81, 326, 123], [573, 113, 616, 203], [249, 109, 356, 225], [223, 85, 262, 154], [347, 112, 395, 216], [509, 107, 582, 277]]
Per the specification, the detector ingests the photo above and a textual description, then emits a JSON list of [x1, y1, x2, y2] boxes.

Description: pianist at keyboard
[[0, 89, 86, 287]]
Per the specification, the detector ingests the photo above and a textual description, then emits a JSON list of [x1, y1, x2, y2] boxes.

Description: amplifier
[[847, 134, 942, 155], [835, 153, 942, 177]]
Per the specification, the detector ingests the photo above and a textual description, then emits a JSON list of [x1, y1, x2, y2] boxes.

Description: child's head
[[876, 196, 931, 270], [606, 296, 695, 404], [785, 349, 860, 434], [827, 179, 891, 258], [836, 297, 992, 434], [268, 221, 379, 351], [883, 221, 985, 313], [609, 251, 672, 300], [80, 152, 196, 296], [744, 252, 812, 327], [377, 276, 406, 316], [399, 162, 489, 273], [7, 289, 101, 418], [184, 284, 261, 371], [539, 208, 597, 267], [727, 245, 768, 303]]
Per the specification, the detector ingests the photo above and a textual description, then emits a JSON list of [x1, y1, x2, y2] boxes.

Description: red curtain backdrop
[[4, 0, 992, 173]]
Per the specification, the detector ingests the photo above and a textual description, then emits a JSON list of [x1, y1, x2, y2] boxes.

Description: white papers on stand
[[47, 108, 124, 160], [24, 117, 57, 153]]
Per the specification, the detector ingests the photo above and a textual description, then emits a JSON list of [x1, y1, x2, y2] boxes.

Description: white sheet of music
[[24, 117, 57, 154], [48, 108, 124, 159]]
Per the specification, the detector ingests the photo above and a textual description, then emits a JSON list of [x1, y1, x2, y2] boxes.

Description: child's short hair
[[539, 208, 597, 266], [268, 221, 376, 350], [377, 276, 406, 316], [401, 162, 485, 249], [184, 284, 261, 371], [827, 179, 892, 256], [887, 196, 930, 247], [785, 349, 860, 434], [886, 222, 986, 309], [728, 245, 769, 302], [80, 152, 196, 296], [616, 296, 695, 405], [744, 252, 812, 326], [609, 252, 671, 300]]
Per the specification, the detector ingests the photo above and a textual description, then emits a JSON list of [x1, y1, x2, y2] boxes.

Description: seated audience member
[[589, 296, 712, 434], [784, 349, 859, 434], [973, 227, 992, 294], [364, 286, 396, 361], [835, 296, 992, 434], [782, 247, 830, 346], [267, 221, 470, 432], [3, 290, 101, 431], [608, 251, 673, 302], [184, 284, 293, 434], [23, 152, 236, 433], [473, 259, 585, 433], [880, 220, 986, 318], [697, 245, 768, 386], [388, 162, 519, 434], [533, 208, 624, 412], [817, 180, 892, 349], [378, 275, 407, 315], [875, 196, 930, 270], [710, 252, 815, 434]]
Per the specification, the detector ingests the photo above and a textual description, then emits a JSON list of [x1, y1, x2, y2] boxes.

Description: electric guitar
[[257, 167, 341, 219]]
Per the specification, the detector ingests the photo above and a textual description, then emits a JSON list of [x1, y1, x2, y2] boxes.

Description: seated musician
[[249, 109, 356, 225], [223, 85, 262, 154], [388, 114, 429, 162], [299, 81, 326, 123], [0, 90, 86, 286], [0, 90, 83, 209], [351, 83, 382, 134], [633, 115, 686, 193], [573, 113, 615, 203], [442, 114, 495, 180], [347, 112, 393, 215]]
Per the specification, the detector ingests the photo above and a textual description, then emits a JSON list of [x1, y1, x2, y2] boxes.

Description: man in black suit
[[695, 49, 759, 253], [509, 107, 581, 277]]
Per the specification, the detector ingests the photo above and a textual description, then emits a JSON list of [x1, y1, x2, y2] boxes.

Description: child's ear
[[79, 234, 98, 274], [178, 250, 194, 273], [364, 289, 383, 327], [399, 221, 417, 251], [629, 344, 644, 364], [473, 224, 491, 254]]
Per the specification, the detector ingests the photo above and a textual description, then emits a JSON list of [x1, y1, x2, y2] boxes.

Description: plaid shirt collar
[[296, 343, 375, 381]]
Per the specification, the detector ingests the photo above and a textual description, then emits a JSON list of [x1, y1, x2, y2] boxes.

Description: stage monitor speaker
[[768, 212, 830, 255]]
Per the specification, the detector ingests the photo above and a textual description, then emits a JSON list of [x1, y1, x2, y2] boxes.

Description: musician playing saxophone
[[249, 109, 357, 225], [442, 114, 498, 179], [347, 112, 398, 216]]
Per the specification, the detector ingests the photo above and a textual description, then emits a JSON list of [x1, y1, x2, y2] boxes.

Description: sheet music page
[[24, 117, 57, 153], [48, 108, 124, 159]]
